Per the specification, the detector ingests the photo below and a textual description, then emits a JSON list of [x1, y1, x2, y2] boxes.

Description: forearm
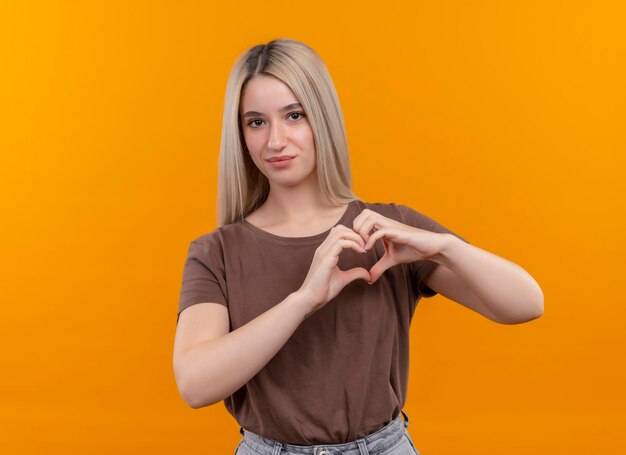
[[434, 235, 544, 322], [179, 291, 314, 408]]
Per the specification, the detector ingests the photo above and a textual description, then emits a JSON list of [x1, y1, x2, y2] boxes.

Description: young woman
[[173, 38, 544, 455]]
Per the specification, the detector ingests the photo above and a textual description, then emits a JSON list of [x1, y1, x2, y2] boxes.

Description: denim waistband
[[239, 410, 410, 455]]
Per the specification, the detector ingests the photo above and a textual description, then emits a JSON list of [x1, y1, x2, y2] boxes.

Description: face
[[239, 75, 317, 188]]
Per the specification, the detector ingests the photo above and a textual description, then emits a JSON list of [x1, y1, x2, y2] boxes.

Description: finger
[[363, 227, 404, 250], [318, 239, 363, 265], [351, 208, 369, 228], [363, 227, 387, 251], [331, 225, 367, 250], [351, 209, 375, 239], [356, 217, 381, 243], [336, 266, 371, 288], [319, 226, 364, 255], [353, 210, 391, 243], [330, 239, 366, 257], [369, 254, 396, 283]]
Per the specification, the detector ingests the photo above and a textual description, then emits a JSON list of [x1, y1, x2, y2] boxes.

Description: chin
[[270, 178, 306, 188]]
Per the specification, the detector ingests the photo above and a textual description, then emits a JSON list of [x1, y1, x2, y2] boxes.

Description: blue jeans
[[234, 410, 420, 455]]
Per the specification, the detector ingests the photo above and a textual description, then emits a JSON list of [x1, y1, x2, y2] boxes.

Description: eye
[[289, 111, 306, 120], [246, 111, 306, 129]]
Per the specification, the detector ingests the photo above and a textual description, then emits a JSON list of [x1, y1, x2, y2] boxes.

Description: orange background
[[1, 1, 624, 453]]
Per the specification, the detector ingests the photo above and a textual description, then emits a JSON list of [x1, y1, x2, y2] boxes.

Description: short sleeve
[[395, 203, 470, 300], [177, 239, 228, 324]]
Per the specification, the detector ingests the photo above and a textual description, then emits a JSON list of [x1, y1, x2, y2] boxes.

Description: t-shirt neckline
[[241, 199, 360, 245]]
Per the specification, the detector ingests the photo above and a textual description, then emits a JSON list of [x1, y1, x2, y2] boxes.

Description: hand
[[298, 225, 372, 316], [352, 208, 448, 284]]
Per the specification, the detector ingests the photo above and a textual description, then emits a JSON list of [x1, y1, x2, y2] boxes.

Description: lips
[[267, 156, 295, 162]]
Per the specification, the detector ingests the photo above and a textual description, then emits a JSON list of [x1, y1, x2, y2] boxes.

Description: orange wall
[[1, 1, 624, 453]]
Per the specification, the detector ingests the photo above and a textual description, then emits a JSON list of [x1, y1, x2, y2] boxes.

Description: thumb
[[338, 267, 371, 287], [369, 254, 397, 284]]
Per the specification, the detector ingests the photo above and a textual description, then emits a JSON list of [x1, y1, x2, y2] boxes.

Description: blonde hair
[[216, 38, 358, 226]]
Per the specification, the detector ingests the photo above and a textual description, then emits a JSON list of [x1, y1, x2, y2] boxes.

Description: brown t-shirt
[[177, 199, 468, 444]]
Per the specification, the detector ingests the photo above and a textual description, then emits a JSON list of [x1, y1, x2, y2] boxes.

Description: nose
[[267, 121, 288, 151]]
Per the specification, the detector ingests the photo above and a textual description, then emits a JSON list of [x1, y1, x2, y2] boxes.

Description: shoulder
[[190, 220, 245, 245], [185, 225, 226, 259], [355, 199, 454, 234], [189, 228, 220, 250], [354, 199, 421, 223], [187, 220, 252, 256]]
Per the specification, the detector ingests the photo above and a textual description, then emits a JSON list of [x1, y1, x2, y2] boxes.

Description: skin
[[174, 72, 544, 411], [240, 74, 370, 312], [241, 73, 544, 324], [173, 76, 364, 410], [240, 74, 347, 236], [352, 210, 544, 324]]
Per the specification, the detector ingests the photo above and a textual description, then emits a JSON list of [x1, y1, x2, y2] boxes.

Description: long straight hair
[[216, 38, 358, 227]]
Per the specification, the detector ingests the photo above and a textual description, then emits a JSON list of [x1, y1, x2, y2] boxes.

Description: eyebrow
[[242, 103, 303, 118]]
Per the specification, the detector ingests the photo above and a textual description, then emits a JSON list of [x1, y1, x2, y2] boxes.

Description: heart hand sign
[[352, 208, 447, 284], [298, 208, 448, 318]]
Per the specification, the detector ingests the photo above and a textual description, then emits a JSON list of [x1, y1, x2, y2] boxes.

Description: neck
[[262, 181, 338, 223]]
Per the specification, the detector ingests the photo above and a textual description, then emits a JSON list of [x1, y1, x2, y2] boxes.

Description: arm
[[174, 290, 314, 408], [353, 207, 543, 325], [174, 225, 370, 408], [425, 233, 544, 324]]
